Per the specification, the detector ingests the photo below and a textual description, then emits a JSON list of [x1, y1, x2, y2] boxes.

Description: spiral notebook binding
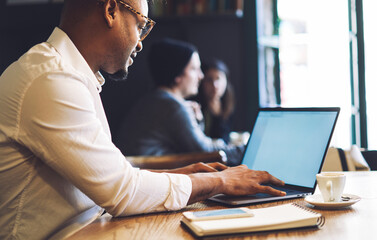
[[292, 203, 325, 228]]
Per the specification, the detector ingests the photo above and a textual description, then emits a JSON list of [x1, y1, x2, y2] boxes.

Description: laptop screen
[[242, 108, 339, 188]]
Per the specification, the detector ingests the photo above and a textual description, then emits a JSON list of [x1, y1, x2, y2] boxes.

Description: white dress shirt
[[0, 27, 192, 240]]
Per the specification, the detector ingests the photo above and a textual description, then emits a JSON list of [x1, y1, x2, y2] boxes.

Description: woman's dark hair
[[199, 58, 235, 119], [148, 38, 198, 88], [201, 58, 229, 79]]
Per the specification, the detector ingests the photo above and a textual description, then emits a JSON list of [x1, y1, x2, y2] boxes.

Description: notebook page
[[184, 203, 322, 236]]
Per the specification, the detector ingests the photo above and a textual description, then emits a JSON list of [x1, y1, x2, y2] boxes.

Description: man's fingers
[[267, 174, 285, 186], [207, 162, 228, 171], [195, 162, 218, 173], [259, 185, 286, 196], [256, 170, 285, 186]]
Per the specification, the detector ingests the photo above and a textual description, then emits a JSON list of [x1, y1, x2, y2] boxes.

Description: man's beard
[[101, 69, 129, 82]]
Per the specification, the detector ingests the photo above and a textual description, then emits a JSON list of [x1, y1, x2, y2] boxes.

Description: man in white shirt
[[0, 0, 286, 239]]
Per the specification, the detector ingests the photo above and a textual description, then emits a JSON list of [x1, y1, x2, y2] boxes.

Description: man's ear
[[102, 0, 118, 28]]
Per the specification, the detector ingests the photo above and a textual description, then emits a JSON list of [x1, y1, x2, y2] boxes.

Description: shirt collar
[[47, 27, 105, 91]]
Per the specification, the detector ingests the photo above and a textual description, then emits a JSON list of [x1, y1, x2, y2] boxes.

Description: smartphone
[[182, 208, 254, 221]]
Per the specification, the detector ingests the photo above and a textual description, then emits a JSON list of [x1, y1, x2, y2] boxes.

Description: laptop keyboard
[[263, 184, 306, 195]]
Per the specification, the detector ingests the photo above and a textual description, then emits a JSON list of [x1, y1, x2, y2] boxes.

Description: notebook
[[210, 107, 340, 205], [181, 203, 324, 237]]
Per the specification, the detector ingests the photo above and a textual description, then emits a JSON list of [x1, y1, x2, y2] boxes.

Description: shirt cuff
[[163, 173, 192, 211]]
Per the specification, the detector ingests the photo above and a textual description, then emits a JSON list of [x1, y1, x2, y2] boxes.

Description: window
[[257, 0, 354, 148], [364, 0, 377, 149]]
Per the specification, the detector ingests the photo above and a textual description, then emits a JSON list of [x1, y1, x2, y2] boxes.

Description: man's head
[[201, 59, 229, 100], [149, 38, 203, 97], [59, 0, 155, 81]]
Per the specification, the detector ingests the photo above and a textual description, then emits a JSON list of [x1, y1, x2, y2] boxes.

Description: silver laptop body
[[209, 107, 340, 205]]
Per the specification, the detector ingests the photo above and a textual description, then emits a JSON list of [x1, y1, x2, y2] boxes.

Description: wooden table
[[68, 171, 377, 239]]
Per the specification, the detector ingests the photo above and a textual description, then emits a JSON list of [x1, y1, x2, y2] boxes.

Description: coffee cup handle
[[326, 181, 334, 201]]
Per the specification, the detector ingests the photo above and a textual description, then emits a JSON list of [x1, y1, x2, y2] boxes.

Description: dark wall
[[0, 1, 259, 142], [0, 2, 62, 72]]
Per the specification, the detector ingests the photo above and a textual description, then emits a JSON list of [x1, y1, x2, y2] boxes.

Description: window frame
[[256, 0, 368, 148]]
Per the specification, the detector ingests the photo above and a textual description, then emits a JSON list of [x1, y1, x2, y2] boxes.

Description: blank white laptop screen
[[243, 110, 338, 188]]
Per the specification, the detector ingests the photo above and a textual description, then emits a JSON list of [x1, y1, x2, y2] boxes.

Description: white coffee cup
[[316, 172, 346, 202]]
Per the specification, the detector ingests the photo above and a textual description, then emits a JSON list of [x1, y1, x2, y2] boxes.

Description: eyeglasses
[[118, 0, 156, 41]]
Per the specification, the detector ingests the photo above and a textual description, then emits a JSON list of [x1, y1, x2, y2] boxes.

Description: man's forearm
[[187, 172, 223, 204]]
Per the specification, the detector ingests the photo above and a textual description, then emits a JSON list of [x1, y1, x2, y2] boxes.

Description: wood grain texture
[[126, 151, 227, 169], [68, 171, 377, 240]]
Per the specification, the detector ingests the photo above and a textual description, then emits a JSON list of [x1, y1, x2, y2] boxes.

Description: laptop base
[[209, 192, 312, 206]]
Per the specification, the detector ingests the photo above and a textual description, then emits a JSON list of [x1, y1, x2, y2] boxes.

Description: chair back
[[322, 146, 370, 171]]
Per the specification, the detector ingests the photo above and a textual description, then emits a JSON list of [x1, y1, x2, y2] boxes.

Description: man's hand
[[187, 164, 286, 204], [149, 162, 228, 174], [217, 164, 285, 196]]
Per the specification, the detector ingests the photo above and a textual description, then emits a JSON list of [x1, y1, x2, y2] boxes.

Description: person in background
[[196, 58, 235, 143], [116, 38, 244, 166], [0, 1, 285, 239]]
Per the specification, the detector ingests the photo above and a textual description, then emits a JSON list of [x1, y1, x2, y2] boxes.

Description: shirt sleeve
[[16, 71, 192, 216]]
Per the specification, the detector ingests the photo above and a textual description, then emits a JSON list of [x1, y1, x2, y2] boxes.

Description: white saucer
[[304, 194, 361, 209]]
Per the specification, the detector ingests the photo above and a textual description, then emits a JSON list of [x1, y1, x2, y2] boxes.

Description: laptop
[[209, 107, 340, 205]]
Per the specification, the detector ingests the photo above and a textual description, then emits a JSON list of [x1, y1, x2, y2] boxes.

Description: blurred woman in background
[[116, 39, 244, 166], [196, 59, 235, 143]]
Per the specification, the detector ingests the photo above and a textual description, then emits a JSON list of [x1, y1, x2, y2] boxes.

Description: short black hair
[[148, 38, 198, 88]]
